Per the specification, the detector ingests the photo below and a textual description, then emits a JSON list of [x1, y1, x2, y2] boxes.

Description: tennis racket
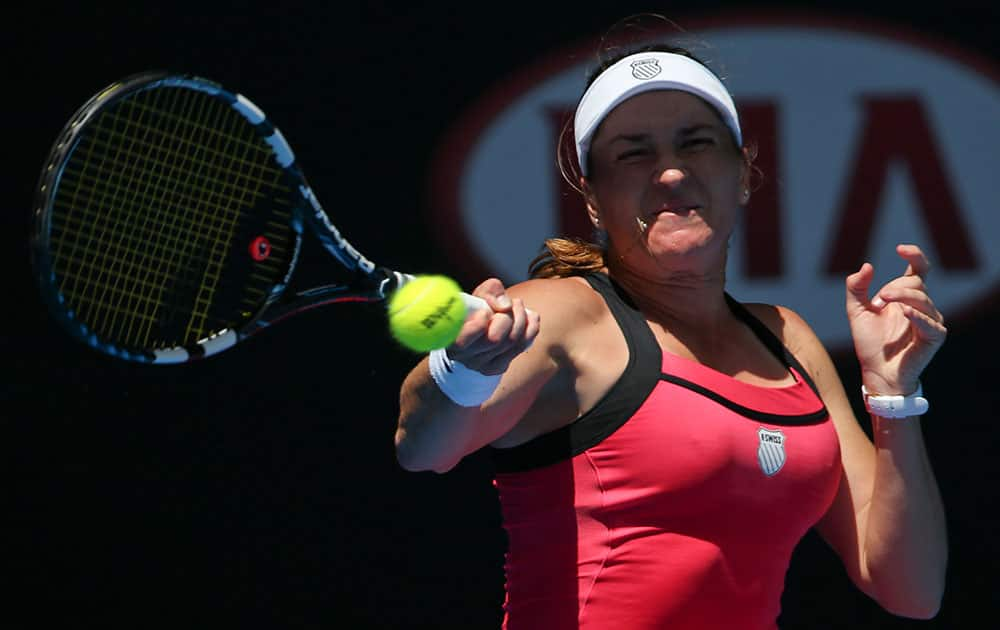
[[31, 72, 488, 364]]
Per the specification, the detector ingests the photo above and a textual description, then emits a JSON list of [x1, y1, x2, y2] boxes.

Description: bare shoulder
[[507, 275, 607, 330], [503, 274, 614, 377], [741, 302, 827, 366], [507, 274, 602, 302]]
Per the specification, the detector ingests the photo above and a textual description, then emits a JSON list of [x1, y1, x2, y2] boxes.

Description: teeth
[[646, 205, 698, 218]]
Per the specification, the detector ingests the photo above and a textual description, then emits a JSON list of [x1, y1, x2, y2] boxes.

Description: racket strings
[[138, 87, 237, 347], [48, 85, 294, 350], [96, 87, 204, 346], [52, 85, 168, 337], [56, 86, 210, 346], [182, 95, 279, 343], [62, 111, 290, 191]]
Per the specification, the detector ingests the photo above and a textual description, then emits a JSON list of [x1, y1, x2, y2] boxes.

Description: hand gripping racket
[[31, 72, 488, 364]]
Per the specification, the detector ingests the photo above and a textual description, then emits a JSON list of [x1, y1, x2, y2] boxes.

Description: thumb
[[474, 277, 513, 312], [845, 262, 881, 313]]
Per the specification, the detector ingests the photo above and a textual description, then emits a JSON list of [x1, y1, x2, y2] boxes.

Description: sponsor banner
[[430, 15, 1000, 350]]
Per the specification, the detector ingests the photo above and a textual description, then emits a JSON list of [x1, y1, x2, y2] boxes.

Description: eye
[[616, 147, 650, 161], [681, 137, 715, 151]]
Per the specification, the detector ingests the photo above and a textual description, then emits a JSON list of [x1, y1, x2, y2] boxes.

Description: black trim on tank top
[[658, 373, 828, 425], [491, 273, 662, 473], [723, 293, 824, 400], [490, 274, 828, 473]]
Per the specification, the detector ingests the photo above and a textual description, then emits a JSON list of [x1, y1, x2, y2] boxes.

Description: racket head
[[32, 72, 304, 363]]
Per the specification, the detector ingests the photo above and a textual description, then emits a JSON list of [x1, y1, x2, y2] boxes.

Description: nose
[[657, 167, 687, 187]]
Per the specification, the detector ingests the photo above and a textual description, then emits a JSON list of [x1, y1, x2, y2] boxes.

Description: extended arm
[[395, 278, 574, 473], [810, 244, 947, 618]]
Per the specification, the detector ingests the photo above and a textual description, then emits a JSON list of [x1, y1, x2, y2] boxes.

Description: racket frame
[[31, 72, 410, 364]]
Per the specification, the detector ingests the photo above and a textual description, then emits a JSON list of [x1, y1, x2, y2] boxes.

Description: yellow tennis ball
[[388, 275, 467, 352]]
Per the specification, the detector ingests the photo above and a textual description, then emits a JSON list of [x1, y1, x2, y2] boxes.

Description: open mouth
[[649, 204, 700, 218]]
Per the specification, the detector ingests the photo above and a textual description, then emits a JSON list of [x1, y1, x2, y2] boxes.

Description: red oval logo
[[429, 14, 1000, 350]]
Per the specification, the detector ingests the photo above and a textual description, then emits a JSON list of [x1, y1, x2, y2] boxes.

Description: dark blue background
[[5, 2, 998, 628]]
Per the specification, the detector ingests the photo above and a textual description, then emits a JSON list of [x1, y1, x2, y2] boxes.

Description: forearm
[[862, 415, 947, 618], [395, 358, 492, 473]]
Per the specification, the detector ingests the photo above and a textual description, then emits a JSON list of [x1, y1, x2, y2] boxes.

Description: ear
[[738, 148, 752, 204], [581, 177, 602, 228]]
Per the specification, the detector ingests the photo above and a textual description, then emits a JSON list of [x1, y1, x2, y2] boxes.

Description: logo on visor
[[757, 428, 786, 477], [630, 59, 662, 80]]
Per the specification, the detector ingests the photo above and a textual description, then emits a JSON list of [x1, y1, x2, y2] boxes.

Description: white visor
[[574, 52, 742, 176]]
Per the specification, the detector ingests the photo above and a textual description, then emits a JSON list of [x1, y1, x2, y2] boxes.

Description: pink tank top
[[492, 274, 842, 629]]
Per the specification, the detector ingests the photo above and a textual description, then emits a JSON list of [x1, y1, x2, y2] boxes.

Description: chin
[[649, 228, 715, 254], [644, 232, 728, 269]]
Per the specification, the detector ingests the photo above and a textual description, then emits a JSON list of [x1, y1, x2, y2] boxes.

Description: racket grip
[[394, 272, 493, 314], [461, 292, 492, 314]]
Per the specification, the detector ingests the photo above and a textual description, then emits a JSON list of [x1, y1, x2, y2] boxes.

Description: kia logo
[[429, 15, 1000, 350]]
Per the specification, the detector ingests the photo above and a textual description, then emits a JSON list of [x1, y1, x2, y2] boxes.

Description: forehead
[[592, 90, 724, 141]]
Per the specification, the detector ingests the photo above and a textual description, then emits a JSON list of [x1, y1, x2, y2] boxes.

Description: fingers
[[872, 273, 926, 306], [524, 304, 541, 342], [449, 278, 540, 373], [897, 243, 931, 279], [453, 307, 492, 348], [479, 298, 540, 373], [876, 286, 943, 324], [473, 277, 513, 313], [848, 244, 933, 313], [479, 297, 534, 351], [845, 262, 876, 313], [900, 302, 948, 343], [850, 248, 947, 344], [871, 245, 936, 310], [455, 277, 516, 349], [483, 297, 520, 344]]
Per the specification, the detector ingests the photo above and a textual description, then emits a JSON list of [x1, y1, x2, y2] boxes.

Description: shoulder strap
[[724, 293, 823, 399], [491, 273, 662, 473]]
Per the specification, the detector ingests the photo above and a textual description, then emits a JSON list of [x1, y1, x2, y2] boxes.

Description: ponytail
[[528, 237, 606, 278]]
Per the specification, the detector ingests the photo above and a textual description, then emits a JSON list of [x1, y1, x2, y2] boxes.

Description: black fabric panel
[[491, 274, 662, 473], [658, 372, 828, 426]]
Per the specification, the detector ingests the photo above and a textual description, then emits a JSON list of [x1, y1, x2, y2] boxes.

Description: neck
[[606, 256, 731, 332]]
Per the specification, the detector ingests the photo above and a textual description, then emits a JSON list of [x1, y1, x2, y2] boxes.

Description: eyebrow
[[605, 123, 721, 145], [678, 123, 720, 136]]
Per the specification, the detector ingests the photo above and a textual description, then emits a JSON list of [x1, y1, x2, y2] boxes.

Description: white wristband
[[428, 348, 502, 407], [862, 382, 929, 418]]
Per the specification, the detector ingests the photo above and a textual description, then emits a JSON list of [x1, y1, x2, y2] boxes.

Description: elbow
[[879, 596, 942, 621], [868, 573, 945, 620], [863, 535, 947, 620], [909, 601, 943, 621], [394, 429, 458, 474], [396, 449, 456, 474]]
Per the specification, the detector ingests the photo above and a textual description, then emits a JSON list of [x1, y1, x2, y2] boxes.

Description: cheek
[[702, 162, 744, 206], [716, 185, 742, 209], [593, 169, 642, 198], [590, 178, 642, 219]]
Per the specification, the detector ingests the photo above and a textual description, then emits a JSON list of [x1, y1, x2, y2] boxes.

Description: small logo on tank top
[[757, 428, 786, 476]]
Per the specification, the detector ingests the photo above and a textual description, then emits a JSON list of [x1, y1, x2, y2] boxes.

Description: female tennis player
[[394, 27, 947, 629]]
